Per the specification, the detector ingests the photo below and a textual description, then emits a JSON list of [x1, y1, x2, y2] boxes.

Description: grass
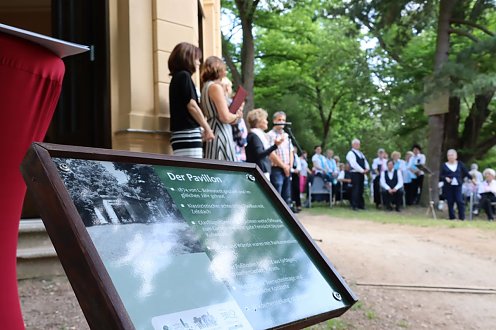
[[303, 202, 496, 231], [365, 310, 377, 320], [351, 301, 364, 310], [307, 318, 350, 330]]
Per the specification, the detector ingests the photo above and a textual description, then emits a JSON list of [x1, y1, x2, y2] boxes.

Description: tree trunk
[[240, 17, 255, 111], [443, 96, 461, 153], [424, 0, 457, 206], [221, 34, 242, 89], [234, 0, 258, 112], [459, 91, 494, 160], [426, 115, 445, 205]]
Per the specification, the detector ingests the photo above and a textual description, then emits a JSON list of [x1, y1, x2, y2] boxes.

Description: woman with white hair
[[439, 149, 471, 220], [477, 168, 496, 221], [245, 108, 283, 179]]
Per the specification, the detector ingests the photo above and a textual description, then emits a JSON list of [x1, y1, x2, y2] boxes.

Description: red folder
[[229, 86, 247, 113]]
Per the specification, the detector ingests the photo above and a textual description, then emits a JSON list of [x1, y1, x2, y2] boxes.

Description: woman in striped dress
[[168, 42, 214, 158], [200, 56, 243, 161]]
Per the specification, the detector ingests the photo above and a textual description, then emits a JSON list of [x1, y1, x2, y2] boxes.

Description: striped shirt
[[170, 128, 203, 158], [201, 81, 237, 161], [267, 129, 293, 166]]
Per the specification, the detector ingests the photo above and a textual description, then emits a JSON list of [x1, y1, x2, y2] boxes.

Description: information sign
[[21, 143, 357, 330]]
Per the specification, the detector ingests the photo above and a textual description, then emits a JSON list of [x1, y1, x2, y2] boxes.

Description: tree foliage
[[330, 0, 495, 203], [334, 0, 496, 159], [221, 0, 496, 168], [253, 1, 397, 156]]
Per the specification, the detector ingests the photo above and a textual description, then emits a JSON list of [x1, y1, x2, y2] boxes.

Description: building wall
[[110, 0, 221, 154], [202, 0, 222, 60]]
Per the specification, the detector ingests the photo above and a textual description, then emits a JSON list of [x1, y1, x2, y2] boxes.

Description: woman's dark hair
[[412, 144, 422, 151], [200, 56, 226, 84], [168, 42, 202, 75]]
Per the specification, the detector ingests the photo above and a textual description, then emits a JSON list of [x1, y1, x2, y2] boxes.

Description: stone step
[[18, 219, 54, 250], [17, 219, 64, 279], [17, 246, 64, 280]]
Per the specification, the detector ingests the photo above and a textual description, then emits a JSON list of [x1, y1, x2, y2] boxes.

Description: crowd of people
[[167, 42, 495, 221], [304, 141, 428, 213]]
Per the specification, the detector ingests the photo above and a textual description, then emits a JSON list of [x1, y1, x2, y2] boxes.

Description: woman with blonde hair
[[245, 108, 283, 179], [200, 56, 243, 161]]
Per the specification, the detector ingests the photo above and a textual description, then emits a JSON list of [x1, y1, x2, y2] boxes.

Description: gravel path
[[19, 211, 496, 329]]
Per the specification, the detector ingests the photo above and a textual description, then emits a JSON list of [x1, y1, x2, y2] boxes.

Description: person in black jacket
[[439, 149, 472, 220], [380, 160, 404, 212], [245, 109, 283, 179]]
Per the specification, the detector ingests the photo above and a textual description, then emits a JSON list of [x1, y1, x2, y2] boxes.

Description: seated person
[[372, 148, 387, 208], [477, 168, 496, 221], [337, 162, 352, 201], [462, 173, 479, 214], [470, 163, 483, 184], [380, 160, 404, 212], [311, 145, 332, 188], [326, 148, 339, 198]]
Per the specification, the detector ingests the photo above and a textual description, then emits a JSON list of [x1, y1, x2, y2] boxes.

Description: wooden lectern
[[0, 23, 88, 329]]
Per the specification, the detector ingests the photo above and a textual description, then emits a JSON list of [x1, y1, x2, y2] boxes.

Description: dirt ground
[[18, 211, 496, 329]]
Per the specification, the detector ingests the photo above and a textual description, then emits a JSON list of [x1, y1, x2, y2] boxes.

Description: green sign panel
[[52, 157, 352, 330]]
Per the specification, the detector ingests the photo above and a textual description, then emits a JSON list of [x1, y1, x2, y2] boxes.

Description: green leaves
[[222, 0, 496, 160], [252, 2, 379, 152]]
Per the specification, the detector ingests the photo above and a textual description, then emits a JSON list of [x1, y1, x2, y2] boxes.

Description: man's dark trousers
[[350, 172, 365, 209]]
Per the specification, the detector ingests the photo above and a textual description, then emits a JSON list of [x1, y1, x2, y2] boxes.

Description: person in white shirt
[[410, 144, 426, 204], [380, 160, 404, 212], [477, 168, 496, 221], [371, 148, 387, 208], [346, 138, 370, 210]]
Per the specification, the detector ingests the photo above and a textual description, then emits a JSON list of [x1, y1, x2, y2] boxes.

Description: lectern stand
[[0, 23, 88, 329]]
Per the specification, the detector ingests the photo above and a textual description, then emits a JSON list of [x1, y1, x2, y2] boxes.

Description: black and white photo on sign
[[53, 158, 204, 255]]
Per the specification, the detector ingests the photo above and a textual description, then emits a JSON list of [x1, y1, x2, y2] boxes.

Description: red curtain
[[0, 32, 64, 329]]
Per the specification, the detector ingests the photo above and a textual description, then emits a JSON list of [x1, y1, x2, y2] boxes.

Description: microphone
[[275, 122, 292, 126]]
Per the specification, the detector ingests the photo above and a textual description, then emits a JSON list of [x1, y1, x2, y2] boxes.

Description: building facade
[[110, 0, 222, 154], [0, 0, 221, 217], [0, 0, 221, 154]]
